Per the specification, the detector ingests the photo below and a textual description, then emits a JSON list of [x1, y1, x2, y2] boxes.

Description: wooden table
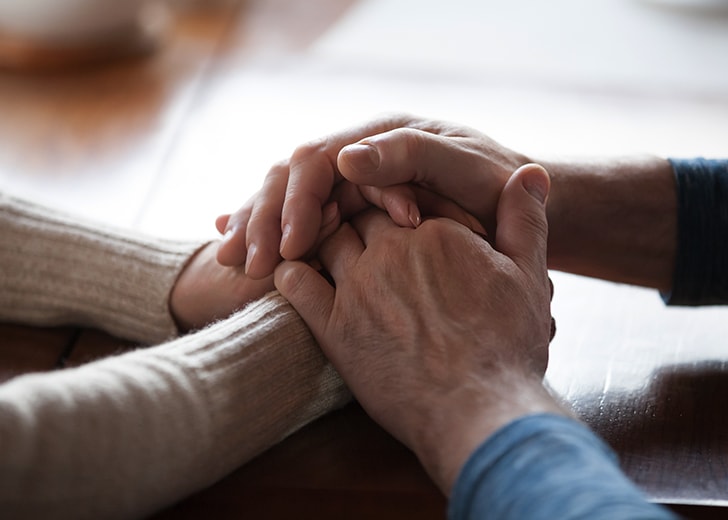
[[1, 1, 728, 518]]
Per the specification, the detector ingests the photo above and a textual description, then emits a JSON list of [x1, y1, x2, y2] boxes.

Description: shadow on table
[[579, 360, 728, 518], [153, 402, 446, 520]]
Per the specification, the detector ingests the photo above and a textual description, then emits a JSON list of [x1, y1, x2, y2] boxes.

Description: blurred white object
[[0, 0, 163, 44], [311, 0, 728, 99], [640, 0, 728, 11]]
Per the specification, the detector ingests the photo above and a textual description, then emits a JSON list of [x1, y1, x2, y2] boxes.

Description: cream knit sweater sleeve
[[0, 192, 198, 344], [0, 193, 350, 519]]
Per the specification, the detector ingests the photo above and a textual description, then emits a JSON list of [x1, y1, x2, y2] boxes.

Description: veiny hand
[[274, 164, 565, 494], [169, 241, 275, 332], [217, 114, 529, 279]]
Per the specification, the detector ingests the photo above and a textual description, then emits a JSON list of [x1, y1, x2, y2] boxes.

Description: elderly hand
[[168, 241, 274, 332], [171, 192, 353, 332], [274, 164, 565, 494], [217, 114, 529, 279]]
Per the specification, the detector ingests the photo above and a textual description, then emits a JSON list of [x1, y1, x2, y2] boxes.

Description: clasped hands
[[173, 114, 566, 493]]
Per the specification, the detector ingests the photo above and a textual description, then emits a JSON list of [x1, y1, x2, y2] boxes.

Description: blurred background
[[0, 0, 725, 239]]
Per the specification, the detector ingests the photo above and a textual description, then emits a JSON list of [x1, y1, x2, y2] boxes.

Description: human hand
[[274, 164, 565, 494], [169, 241, 275, 332], [217, 114, 529, 279]]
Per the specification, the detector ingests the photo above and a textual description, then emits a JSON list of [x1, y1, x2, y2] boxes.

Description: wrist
[[413, 372, 567, 496], [540, 156, 676, 290], [169, 243, 209, 333]]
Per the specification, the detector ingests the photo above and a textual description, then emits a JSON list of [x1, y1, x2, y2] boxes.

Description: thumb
[[494, 163, 550, 275], [337, 128, 478, 198], [337, 128, 484, 229], [274, 261, 334, 340]]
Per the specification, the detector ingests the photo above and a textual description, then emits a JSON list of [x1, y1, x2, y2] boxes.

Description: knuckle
[[259, 161, 290, 196], [381, 111, 415, 127], [416, 218, 442, 235], [269, 158, 290, 172], [228, 206, 252, 229], [397, 128, 428, 161], [421, 216, 461, 235], [418, 218, 461, 247], [384, 110, 412, 121], [290, 138, 328, 165], [518, 209, 548, 239], [277, 264, 305, 295]]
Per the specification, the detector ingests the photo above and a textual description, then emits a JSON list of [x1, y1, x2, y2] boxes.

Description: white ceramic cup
[[0, 0, 158, 44]]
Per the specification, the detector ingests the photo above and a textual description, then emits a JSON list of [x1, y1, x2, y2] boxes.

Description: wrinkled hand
[[217, 113, 529, 279], [169, 241, 275, 332], [173, 196, 350, 331], [274, 164, 565, 494]]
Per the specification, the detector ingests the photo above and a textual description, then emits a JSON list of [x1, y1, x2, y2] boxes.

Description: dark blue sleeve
[[663, 158, 728, 305], [448, 414, 677, 520]]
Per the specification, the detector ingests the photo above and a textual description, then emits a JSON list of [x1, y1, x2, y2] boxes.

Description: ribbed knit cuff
[[156, 292, 351, 477], [0, 193, 202, 344]]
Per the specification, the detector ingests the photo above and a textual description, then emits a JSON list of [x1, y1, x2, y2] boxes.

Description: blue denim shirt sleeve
[[448, 414, 677, 520], [663, 158, 728, 305]]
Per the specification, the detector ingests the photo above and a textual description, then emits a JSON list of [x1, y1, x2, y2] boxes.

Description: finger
[[329, 182, 419, 229], [494, 163, 550, 277], [245, 162, 290, 279], [280, 147, 336, 261], [348, 209, 401, 247], [358, 184, 486, 235], [309, 201, 342, 254], [274, 261, 334, 341], [317, 223, 364, 283], [337, 128, 484, 211], [358, 184, 420, 228], [279, 114, 420, 261], [328, 181, 370, 220], [292, 174, 422, 233], [413, 188, 487, 235], [215, 214, 230, 235], [216, 201, 253, 267]]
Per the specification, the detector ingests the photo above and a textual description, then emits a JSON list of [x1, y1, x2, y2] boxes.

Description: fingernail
[[343, 143, 380, 172], [408, 204, 421, 228], [280, 224, 291, 255], [522, 174, 548, 204], [245, 243, 257, 274], [321, 202, 338, 227], [222, 228, 234, 243], [471, 217, 489, 238]]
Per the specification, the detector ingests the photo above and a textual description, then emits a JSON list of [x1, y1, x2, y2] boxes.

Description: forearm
[[0, 293, 350, 520], [541, 156, 677, 291]]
